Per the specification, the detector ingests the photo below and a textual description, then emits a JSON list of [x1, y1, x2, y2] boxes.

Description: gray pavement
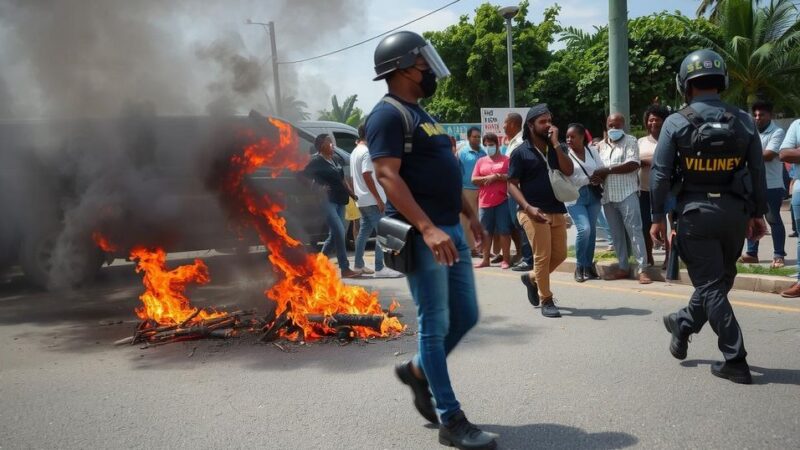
[[1, 251, 799, 449]]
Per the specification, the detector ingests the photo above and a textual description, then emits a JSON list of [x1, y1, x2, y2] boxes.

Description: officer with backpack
[[365, 31, 496, 449], [650, 49, 767, 384]]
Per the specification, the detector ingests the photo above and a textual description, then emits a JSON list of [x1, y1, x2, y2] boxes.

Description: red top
[[472, 155, 510, 208]]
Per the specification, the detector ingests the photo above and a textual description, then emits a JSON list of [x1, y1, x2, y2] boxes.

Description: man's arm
[[779, 123, 800, 163], [548, 126, 574, 176], [763, 128, 785, 161], [591, 137, 639, 180], [507, 180, 549, 223], [374, 157, 459, 266], [362, 170, 385, 212], [650, 118, 679, 223], [745, 124, 768, 217]]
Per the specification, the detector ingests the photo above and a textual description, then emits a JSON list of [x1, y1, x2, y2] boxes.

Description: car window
[[333, 131, 358, 154]]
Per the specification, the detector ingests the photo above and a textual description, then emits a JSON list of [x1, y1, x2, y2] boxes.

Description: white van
[[298, 121, 360, 154]]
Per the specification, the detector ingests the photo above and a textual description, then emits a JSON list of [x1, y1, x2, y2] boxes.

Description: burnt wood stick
[[209, 328, 236, 339], [305, 314, 385, 330], [207, 317, 236, 331], [114, 336, 136, 346], [259, 311, 290, 342], [179, 309, 202, 328]]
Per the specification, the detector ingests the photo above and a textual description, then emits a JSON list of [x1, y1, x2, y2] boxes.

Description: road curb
[[556, 258, 796, 295]]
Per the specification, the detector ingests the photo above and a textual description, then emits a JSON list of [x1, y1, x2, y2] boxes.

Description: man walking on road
[[350, 124, 403, 278], [366, 31, 496, 449], [503, 112, 535, 272], [740, 100, 786, 267], [651, 49, 767, 384]]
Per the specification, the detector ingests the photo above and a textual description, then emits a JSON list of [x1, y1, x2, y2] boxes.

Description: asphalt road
[[1, 251, 799, 449]]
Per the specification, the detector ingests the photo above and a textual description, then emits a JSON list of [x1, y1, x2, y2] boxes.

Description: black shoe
[[395, 361, 438, 424], [574, 267, 586, 283], [711, 360, 752, 384], [663, 313, 688, 360], [511, 261, 532, 272], [541, 300, 561, 318], [790, 231, 798, 238], [439, 411, 497, 450], [585, 264, 601, 280], [520, 274, 540, 306]]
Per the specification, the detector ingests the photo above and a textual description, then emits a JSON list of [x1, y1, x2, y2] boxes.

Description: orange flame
[[129, 247, 224, 325], [224, 118, 404, 340], [92, 232, 117, 252]]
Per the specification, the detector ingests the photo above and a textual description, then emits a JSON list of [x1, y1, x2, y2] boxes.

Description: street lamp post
[[498, 6, 520, 108], [608, 0, 630, 128], [246, 19, 282, 117]]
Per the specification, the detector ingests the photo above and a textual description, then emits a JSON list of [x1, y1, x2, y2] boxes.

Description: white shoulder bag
[[536, 145, 578, 203]]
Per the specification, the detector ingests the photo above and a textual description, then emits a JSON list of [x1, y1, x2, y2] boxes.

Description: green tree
[[422, 1, 560, 122], [317, 94, 364, 126], [688, 0, 800, 111]]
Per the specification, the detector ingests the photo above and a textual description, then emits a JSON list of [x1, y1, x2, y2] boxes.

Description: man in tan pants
[[508, 104, 574, 318]]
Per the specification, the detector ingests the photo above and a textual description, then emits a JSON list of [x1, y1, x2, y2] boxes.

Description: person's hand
[[525, 205, 550, 224], [593, 167, 610, 178], [422, 226, 459, 266], [549, 125, 560, 147], [746, 217, 768, 241], [468, 215, 487, 250], [377, 199, 386, 214], [650, 221, 667, 246], [350, 193, 358, 201]]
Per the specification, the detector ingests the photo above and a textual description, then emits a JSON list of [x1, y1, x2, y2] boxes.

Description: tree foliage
[[317, 94, 364, 126]]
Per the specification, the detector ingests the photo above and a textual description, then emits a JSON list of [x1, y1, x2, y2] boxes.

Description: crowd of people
[[298, 29, 800, 450]]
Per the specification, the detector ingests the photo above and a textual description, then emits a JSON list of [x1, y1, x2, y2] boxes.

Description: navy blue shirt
[[366, 95, 462, 226], [302, 153, 350, 205], [508, 141, 568, 214]]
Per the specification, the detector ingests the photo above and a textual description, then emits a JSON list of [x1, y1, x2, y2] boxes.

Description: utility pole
[[498, 6, 520, 108], [267, 21, 282, 117], [608, 0, 630, 129], [246, 19, 282, 117]]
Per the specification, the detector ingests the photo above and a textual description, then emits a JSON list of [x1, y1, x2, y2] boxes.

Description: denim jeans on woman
[[566, 186, 602, 269], [321, 201, 350, 271], [746, 187, 787, 259], [408, 224, 479, 424], [354, 205, 384, 271]]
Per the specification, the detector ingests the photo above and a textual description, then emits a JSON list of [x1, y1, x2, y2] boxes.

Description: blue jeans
[[603, 192, 648, 273], [567, 186, 602, 269], [746, 188, 786, 258], [354, 205, 384, 271], [508, 196, 533, 265], [408, 224, 478, 424], [596, 208, 613, 245], [321, 201, 350, 271]]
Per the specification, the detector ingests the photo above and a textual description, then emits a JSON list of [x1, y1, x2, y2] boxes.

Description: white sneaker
[[373, 268, 404, 278], [355, 266, 375, 275]]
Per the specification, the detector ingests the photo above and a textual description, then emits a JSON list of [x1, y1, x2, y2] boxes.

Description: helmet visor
[[419, 42, 451, 79]]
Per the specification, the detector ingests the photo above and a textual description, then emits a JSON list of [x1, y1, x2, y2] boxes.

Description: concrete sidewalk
[[558, 198, 799, 294]]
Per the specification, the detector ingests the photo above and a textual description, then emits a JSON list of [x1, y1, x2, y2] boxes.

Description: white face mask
[[486, 145, 497, 156]]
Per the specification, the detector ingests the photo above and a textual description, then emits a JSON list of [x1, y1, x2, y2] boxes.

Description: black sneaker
[[574, 267, 586, 283], [585, 264, 601, 280], [439, 410, 497, 450], [520, 274, 540, 306], [663, 313, 688, 360], [541, 300, 561, 318], [395, 361, 438, 424], [711, 360, 752, 384], [511, 261, 532, 272]]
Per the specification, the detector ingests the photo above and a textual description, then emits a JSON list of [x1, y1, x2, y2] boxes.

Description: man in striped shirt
[[592, 113, 652, 284]]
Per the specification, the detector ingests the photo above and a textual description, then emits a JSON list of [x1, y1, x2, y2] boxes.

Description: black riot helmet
[[372, 31, 451, 81], [676, 49, 729, 96]]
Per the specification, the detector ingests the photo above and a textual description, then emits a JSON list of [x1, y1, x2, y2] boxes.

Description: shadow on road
[[481, 423, 637, 449], [558, 307, 652, 321], [681, 359, 800, 386]]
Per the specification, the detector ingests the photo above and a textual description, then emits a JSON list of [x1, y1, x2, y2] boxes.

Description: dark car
[[0, 111, 341, 288]]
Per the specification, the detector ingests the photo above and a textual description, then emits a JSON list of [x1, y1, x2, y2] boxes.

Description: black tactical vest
[[674, 106, 749, 193]]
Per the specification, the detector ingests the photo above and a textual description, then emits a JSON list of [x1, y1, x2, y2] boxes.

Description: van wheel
[[20, 228, 104, 289]]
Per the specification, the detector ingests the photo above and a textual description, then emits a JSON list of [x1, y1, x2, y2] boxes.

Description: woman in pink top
[[471, 133, 512, 269]]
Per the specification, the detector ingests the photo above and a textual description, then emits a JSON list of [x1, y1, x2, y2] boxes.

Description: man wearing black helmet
[[650, 49, 767, 384], [365, 31, 496, 449]]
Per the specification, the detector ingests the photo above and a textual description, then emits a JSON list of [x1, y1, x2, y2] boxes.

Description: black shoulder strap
[[379, 96, 414, 154], [678, 106, 705, 129]]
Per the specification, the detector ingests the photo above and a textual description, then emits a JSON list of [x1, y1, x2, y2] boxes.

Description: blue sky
[[287, 0, 702, 116]]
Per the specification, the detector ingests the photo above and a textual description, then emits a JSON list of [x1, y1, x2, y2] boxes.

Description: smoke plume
[[0, 0, 365, 288]]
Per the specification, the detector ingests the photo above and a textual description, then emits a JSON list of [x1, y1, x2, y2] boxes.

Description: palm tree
[[689, 0, 800, 109], [697, 0, 765, 20], [558, 25, 606, 48], [317, 94, 363, 126], [263, 92, 311, 121]]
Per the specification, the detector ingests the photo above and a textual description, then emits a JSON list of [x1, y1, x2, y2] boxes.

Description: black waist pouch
[[377, 217, 416, 274]]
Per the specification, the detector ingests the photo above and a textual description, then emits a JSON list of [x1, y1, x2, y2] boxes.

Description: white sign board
[[480, 107, 530, 145]]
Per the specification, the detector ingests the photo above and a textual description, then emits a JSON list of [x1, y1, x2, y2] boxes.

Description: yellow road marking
[[479, 271, 800, 314]]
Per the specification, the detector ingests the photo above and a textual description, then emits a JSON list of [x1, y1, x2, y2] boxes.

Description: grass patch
[[567, 245, 629, 262], [736, 263, 796, 277]]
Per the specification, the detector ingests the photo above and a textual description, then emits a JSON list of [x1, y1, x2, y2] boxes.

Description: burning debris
[[97, 116, 405, 347]]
